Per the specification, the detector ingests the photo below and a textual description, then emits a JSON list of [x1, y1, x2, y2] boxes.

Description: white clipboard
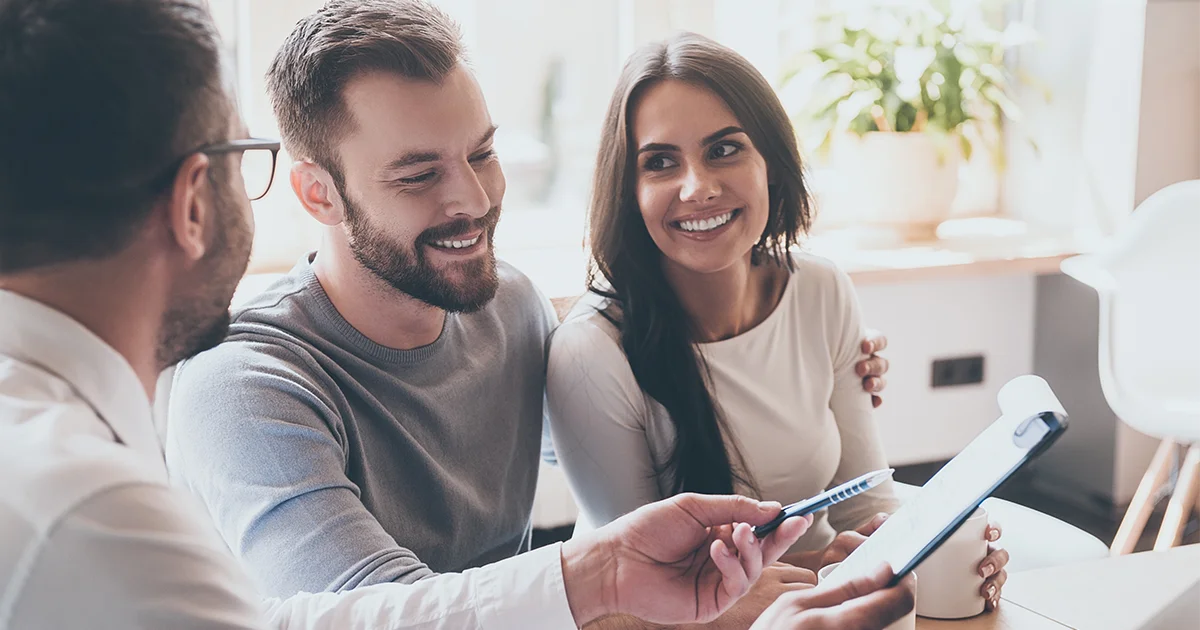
[[824, 375, 1069, 587]]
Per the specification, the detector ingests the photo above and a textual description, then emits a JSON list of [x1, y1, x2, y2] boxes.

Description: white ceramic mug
[[817, 562, 916, 630], [912, 506, 989, 619]]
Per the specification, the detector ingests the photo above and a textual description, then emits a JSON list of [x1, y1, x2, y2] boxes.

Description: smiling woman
[[576, 31, 812, 500], [545, 34, 902, 581]]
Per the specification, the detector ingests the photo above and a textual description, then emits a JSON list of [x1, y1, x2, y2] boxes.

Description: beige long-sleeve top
[[547, 252, 899, 552]]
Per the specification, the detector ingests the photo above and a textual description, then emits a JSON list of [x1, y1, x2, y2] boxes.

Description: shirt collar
[[0, 289, 165, 477]]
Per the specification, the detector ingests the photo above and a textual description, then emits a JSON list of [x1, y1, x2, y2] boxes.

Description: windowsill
[[239, 218, 1096, 304], [805, 218, 1099, 286]]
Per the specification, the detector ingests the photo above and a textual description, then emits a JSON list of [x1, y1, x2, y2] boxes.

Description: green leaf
[[850, 111, 876, 134], [815, 131, 835, 160], [958, 133, 974, 161]]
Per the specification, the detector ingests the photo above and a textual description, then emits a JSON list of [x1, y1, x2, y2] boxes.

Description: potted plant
[[784, 0, 1038, 240]]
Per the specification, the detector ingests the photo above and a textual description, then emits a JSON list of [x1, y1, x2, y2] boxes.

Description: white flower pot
[[825, 131, 961, 240]]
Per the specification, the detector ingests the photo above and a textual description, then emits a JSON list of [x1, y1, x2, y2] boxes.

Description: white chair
[[1061, 179, 1200, 555]]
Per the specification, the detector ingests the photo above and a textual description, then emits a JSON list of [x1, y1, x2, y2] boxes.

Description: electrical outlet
[[931, 355, 985, 388]]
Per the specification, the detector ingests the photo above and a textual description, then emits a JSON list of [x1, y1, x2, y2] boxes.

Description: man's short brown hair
[[266, 0, 465, 188]]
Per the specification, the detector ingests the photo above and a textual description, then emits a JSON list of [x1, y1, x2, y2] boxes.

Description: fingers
[[986, 523, 1003, 542], [982, 569, 1008, 611], [674, 493, 783, 528], [801, 577, 915, 630], [855, 512, 889, 537], [855, 356, 889, 378], [824, 574, 915, 630], [732, 523, 765, 585], [862, 376, 887, 394], [823, 531, 868, 566], [757, 565, 912, 630], [710, 523, 736, 553], [978, 546, 1009, 579], [860, 330, 888, 355], [979, 543, 1009, 610], [767, 563, 818, 585], [710, 538, 751, 601], [797, 563, 896, 608], [761, 514, 812, 566], [864, 377, 886, 407]]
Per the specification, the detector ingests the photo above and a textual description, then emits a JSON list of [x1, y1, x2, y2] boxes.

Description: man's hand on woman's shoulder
[[856, 331, 889, 408]]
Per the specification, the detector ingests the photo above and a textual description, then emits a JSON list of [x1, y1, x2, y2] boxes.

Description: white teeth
[[433, 235, 481, 249], [678, 210, 735, 233]]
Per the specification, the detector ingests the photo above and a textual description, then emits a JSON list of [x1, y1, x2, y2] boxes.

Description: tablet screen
[[823, 375, 1068, 587]]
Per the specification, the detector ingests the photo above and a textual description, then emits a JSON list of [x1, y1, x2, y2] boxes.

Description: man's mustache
[[418, 206, 501, 243]]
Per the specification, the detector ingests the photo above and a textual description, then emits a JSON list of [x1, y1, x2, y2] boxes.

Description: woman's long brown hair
[[587, 32, 814, 496]]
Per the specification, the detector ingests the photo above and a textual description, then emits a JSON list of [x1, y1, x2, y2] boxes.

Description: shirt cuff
[[476, 542, 578, 630]]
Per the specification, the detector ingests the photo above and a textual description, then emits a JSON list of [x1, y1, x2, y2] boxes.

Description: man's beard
[[344, 194, 501, 313], [156, 169, 253, 369]]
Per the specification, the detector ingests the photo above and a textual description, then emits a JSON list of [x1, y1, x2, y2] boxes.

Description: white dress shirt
[[0, 289, 578, 630]]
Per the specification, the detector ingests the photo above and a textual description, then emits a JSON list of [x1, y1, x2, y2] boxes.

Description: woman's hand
[[817, 513, 890, 568], [781, 513, 1009, 612], [979, 522, 1009, 611], [688, 563, 819, 630], [782, 512, 890, 573]]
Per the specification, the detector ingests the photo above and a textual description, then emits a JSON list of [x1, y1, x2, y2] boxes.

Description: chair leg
[[1112, 439, 1176, 556], [1154, 445, 1200, 551]]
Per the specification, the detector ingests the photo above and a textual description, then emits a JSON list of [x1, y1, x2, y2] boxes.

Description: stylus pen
[[753, 468, 895, 538]]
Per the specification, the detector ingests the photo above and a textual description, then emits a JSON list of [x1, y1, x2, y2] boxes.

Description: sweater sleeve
[[545, 316, 666, 528], [165, 341, 435, 597], [825, 268, 901, 532]]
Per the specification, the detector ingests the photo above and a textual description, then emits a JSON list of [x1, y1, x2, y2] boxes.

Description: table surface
[[916, 601, 1070, 629], [915, 545, 1200, 629]]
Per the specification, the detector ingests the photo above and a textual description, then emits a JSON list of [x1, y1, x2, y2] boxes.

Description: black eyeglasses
[[198, 138, 281, 201]]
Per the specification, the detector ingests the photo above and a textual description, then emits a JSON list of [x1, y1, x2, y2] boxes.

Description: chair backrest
[[1062, 180, 1200, 441]]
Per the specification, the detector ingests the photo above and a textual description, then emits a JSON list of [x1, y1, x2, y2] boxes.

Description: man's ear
[[291, 160, 346, 226], [165, 152, 213, 263]]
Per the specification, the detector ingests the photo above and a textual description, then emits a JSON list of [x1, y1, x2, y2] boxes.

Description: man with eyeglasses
[[0, 1, 922, 628]]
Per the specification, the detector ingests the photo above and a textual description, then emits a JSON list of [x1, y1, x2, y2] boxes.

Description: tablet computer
[[823, 375, 1069, 588]]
